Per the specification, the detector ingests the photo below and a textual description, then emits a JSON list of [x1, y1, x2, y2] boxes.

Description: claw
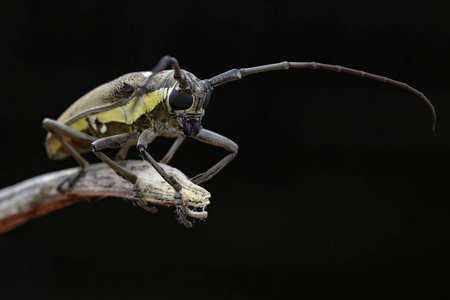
[[57, 168, 85, 193], [175, 191, 193, 228], [131, 179, 202, 227], [137, 202, 159, 213], [132, 182, 158, 213]]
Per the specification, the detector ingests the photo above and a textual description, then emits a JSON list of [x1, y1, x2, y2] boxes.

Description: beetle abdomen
[[44, 71, 169, 160]]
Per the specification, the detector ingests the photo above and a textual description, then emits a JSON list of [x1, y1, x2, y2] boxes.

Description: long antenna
[[167, 58, 189, 89], [208, 61, 436, 131], [138, 56, 189, 96]]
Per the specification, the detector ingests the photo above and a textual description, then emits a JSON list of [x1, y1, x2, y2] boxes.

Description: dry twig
[[0, 160, 210, 234]]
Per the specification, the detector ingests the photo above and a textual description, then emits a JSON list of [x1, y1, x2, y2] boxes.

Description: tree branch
[[0, 160, 210, 234]]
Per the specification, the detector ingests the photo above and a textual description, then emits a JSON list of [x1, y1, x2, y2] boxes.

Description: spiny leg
[[191, 129, 239, 185], [137, 128, 192, 227], [91, 132, 157, 213]]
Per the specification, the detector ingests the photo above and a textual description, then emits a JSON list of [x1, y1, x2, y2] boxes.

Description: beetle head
[[164, 71, 212, 137]]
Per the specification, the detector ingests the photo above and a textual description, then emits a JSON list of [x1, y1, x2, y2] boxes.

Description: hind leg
[[42, 118, 98, 190]]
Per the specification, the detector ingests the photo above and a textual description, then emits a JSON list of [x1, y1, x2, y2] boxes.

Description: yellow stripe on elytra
[[70, 117, 89, 132], [49, 88, 165, 157], [69, 89, 165, 131]]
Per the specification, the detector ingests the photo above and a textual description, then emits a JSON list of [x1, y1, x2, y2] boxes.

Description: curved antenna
[[138, 56, 189, 96], [167, 57, 189, 89], [208, 61, 436, 131]]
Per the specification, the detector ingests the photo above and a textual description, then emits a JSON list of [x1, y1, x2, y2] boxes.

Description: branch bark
[[0, 160, 210, 235]]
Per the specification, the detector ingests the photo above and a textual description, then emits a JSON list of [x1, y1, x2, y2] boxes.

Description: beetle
[[43, 55, 436, 228]]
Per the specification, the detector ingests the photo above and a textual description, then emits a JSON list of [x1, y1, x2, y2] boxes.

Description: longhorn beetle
[[43, 55, 436, 227]]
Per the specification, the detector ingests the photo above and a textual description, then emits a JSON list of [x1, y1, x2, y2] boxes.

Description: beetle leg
[[43, 118, 96, 169], [43, 118, 98, 190], [160, 136, 185, 164], [159, 128, 185, 164], [91, 132, 158, 212], [114, 145, 130, 161], [137, 128, 192, 228], [91, 132, 140, 183], [191, 129, 239, 185]]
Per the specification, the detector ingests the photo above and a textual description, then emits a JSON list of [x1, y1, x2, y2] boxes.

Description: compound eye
[[202, 93, 211, 109], [169, 89, 193, 110]]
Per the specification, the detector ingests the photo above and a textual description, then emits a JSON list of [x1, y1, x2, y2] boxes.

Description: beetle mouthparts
[[183, 117, 202, 136]]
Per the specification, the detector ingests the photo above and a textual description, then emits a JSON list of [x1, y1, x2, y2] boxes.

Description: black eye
[[202, 93, 211, 109], [169, 89, 193, 110]]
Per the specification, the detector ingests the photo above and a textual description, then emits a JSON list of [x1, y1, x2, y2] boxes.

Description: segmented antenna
[[167, 58, 189, 89], [139, 56, 189, 95], [208, 61, 436, 131]]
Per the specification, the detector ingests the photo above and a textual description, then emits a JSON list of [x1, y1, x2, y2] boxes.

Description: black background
[[1, 0, 449, 298]]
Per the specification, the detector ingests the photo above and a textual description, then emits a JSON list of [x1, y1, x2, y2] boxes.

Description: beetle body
[[45, 69, 212, 160], [42, 56, 435, 228]]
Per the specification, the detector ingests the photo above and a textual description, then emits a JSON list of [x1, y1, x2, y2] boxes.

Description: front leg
[[91, 132, 158, 213], [191, 129, 239, 184], [137, 128, 192, 228]]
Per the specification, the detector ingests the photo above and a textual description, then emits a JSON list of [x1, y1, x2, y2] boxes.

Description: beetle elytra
[[43, 55, 436, 227]]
